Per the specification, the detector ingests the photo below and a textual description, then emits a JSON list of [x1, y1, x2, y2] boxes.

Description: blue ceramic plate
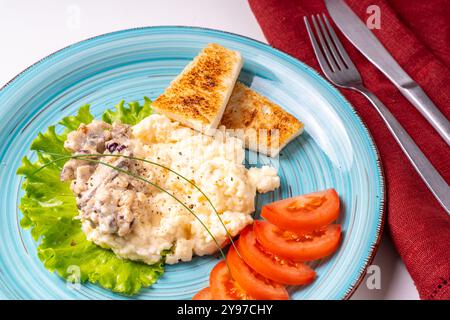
[[0, 26, 384, 300]]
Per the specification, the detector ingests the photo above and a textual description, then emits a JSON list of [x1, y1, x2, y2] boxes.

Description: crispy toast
[[220, 82, 304, 157], [152, 43, 243, 133]]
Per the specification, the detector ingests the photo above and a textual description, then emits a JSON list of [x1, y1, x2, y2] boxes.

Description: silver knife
[[325, 0, 450, 146]]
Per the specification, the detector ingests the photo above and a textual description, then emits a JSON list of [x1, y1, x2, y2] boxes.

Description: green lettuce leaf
[[58, 104, 94, 133], [102, 97, 152, 125], [18, 100, 164, 295]]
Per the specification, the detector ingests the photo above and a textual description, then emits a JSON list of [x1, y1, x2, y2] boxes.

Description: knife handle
[[399, 83, 450, 146], [355, 86, 450, 215]]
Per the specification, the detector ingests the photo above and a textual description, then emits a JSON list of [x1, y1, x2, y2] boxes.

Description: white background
[[0, 0, 419, 299]]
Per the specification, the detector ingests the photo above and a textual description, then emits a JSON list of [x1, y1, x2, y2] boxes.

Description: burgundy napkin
[[248, 0, 450, 299]]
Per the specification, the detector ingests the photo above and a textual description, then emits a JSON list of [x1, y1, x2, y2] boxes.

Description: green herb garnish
[[36, 152, 240, 258], [36, 154, 229, 264]]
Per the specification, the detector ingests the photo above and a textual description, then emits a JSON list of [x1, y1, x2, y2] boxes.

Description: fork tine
[[304, 17, 332, 74], [316, 14, 345, 70], [322, 14, 356, 70], [310, 15, 339, 72], [304, 16, 333, 75]]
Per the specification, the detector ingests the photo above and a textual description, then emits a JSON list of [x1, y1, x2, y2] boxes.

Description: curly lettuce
[[102, 97, 152, 125], [17, 98, 164, 295]]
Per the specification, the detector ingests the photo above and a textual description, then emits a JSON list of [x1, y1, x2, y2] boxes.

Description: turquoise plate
[[0, 26, 384, 300]]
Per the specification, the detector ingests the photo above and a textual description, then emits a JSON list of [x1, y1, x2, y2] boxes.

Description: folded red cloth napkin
[[248, 0, 450, 299]]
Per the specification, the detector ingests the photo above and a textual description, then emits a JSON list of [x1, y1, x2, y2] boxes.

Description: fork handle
[[354, 86, 450, 215]]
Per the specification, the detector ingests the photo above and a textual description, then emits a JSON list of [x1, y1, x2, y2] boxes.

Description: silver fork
[[305, 14, 450, 214]]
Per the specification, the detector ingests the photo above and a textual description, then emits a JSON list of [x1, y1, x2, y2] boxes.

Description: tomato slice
[[193, 287, 213, 300], [227, 246, 289, 300], [237, 226, 316, 285], [254, 220, 341, 261], [261, 189, 340, 233], [210, 260, 253, 300]]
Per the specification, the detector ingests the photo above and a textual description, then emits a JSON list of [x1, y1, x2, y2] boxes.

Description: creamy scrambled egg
[[63, 114, 280, 265]]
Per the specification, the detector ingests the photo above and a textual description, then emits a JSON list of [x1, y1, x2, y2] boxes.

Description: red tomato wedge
[[261, 189, 340, 233], [254, 220, 341, 261], [193, 287, 213, 300], [210, 260, 253, 300], [237, 226, 316, 285], [227, 246, 289, 300]]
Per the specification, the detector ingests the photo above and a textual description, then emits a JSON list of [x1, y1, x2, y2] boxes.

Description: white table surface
[[0, 0, 419, 300]]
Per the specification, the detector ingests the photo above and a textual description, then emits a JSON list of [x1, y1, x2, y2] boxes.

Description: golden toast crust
[[221, 82, 304, 156], [152, 43, 242, 130]]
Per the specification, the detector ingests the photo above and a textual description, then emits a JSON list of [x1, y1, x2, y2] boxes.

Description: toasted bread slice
[[152, 43, 243, 134], [220, 82, 304, 157]]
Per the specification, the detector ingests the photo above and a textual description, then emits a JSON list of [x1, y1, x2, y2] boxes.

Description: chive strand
[[79, 158, 229, 266], [38, 152, 241, 257], [32, 154, 230, 269]]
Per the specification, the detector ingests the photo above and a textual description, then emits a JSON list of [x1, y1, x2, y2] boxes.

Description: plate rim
[[0, 25, 386, 300]]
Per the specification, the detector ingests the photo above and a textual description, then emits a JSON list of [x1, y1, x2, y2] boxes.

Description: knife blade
[[325, 0, 450, 146]]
